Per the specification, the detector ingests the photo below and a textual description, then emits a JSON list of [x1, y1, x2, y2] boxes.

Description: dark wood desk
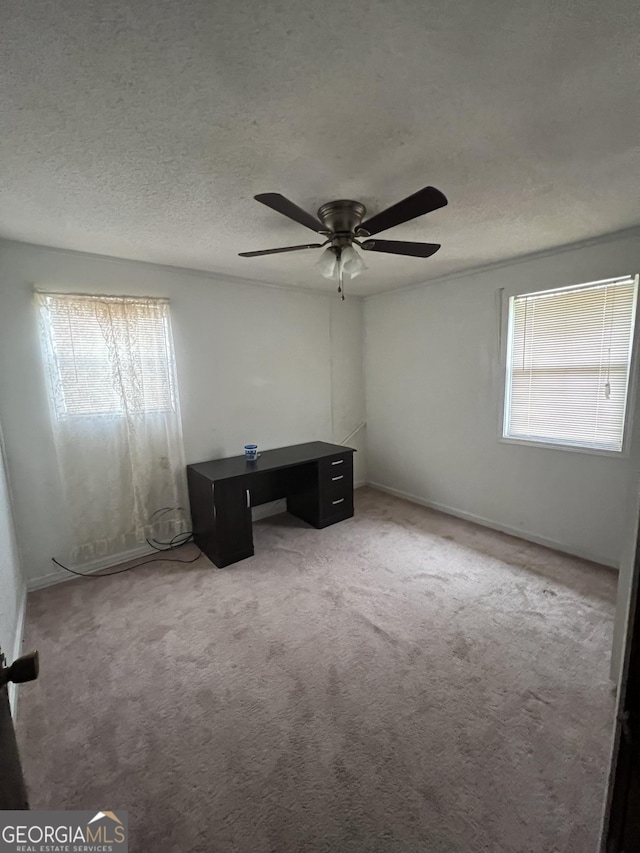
[[187, 442, 355, 567]]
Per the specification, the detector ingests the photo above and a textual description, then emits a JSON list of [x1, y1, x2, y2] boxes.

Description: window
[[36, 291, 187, 564], [503, 275, 638, 452], [38, 293, 176, 417]]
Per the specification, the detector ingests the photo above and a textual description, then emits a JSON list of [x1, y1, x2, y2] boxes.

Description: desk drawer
[[320, 454, 353, 491], [321, 491, 353, 517], [319, 454, 353, 475], [323, 469, 350, 497]]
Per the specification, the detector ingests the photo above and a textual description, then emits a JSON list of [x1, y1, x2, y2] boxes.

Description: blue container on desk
[[244, 444, 258, 462]]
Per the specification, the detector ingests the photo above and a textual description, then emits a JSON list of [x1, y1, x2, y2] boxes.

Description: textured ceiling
[[1, 0, 639, 295]]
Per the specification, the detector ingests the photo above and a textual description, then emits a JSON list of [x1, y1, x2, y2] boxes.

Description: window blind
[[504, 275, 638, 451], [38, 293, 176, 417]]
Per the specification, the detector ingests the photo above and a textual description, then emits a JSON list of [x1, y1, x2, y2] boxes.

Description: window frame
[[498, 274, 640, 457], [37, 291, 178, 421]]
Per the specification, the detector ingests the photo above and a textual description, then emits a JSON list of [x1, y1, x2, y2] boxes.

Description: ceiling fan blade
[[238, 243, 323, 258], [358, 186, 448, 237], [360, 239, 441, 258], [254, 193, 325, 233]]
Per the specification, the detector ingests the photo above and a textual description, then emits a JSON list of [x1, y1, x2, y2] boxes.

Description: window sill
[[498, 435, 629, 458]]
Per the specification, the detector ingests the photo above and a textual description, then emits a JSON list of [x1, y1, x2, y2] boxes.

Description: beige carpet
[[16, 487, 616, 852]]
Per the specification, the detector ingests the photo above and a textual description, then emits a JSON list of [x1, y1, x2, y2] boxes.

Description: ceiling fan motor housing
[[317, 200, 367, 244]]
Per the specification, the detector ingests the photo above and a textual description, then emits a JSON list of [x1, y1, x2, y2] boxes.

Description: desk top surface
[[188, 441, 355, 482]]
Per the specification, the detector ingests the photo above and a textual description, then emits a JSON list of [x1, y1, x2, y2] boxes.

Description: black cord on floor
[[146, 507, 194, 552], [51, 545, 202, 579], [51, 505, 200, 577], [146, 531, 194, 551]]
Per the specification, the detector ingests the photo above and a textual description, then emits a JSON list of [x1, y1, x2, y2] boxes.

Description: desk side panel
[[187, 467, 219, 565]]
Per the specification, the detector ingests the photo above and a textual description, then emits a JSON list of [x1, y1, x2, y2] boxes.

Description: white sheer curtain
[[37, 292, 188, 565]]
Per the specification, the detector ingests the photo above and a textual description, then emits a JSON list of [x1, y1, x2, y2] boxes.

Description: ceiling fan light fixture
[[315, 246, 339, 279], [340, 244, 367, 278]]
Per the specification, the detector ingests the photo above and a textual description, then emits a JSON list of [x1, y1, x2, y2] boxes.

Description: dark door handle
[[0, 651, 39, 689]]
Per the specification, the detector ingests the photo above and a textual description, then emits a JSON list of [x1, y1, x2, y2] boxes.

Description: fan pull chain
[[336, 250, 345, 301]]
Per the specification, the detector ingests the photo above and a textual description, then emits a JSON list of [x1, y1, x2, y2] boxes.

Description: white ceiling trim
[[362, 225, 640, 299], [0, 238, 341, 298]]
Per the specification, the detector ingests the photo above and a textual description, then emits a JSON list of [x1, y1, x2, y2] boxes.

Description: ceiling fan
[[238, 185, 448, 298]]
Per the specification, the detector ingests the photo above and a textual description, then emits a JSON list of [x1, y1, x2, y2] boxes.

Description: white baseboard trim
[[367, 481, 617, 569], [27, 544, 158, 592], [8, 583, 28, 717], [354, 480, 367, 489]]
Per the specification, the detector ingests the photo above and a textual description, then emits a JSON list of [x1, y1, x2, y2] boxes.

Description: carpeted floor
[[17, 487, 616, 853]]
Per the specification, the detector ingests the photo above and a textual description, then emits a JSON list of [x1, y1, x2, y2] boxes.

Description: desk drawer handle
[[331, 459, 344, 466], [332, 498, 345, 505], [246, 489, 251, 508], [331, 475, 344, 481]]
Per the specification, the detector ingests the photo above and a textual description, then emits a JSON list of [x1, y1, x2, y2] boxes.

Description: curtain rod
[[33, 288, 170, 304]]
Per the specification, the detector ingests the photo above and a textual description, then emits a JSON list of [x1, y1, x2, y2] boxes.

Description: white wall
[[365, 230, 640, 569], [0, 419, 26, 712], [0, 240, 366, 587]]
